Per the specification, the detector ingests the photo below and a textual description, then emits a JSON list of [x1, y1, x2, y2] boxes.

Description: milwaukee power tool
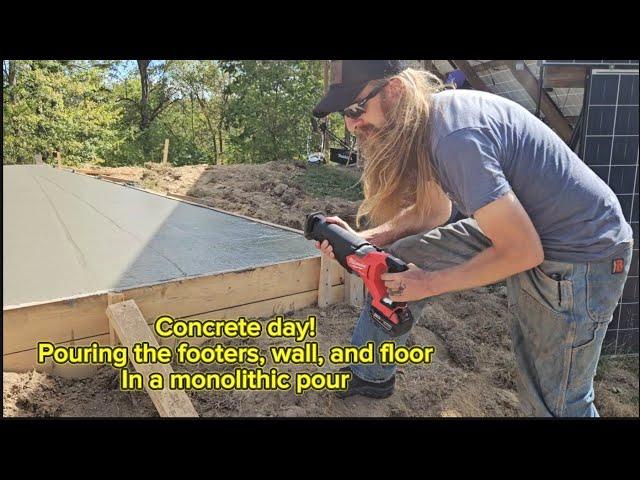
[[304, 212, 414, 337]]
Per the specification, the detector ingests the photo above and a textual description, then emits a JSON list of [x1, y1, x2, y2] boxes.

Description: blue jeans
[[350, 218, 633, 417]]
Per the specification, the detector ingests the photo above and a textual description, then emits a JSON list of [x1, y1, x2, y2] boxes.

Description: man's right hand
[[313, 216, 394, 259], [314, 216, 353, 260]]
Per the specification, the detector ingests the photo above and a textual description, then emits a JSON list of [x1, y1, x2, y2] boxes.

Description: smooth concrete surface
[[3, 166, 319, 306]]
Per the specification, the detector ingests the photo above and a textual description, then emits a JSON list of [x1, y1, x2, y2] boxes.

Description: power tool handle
[[385, 255, 408, 273], [315, 225, 368, 269], [384, 255, 409, 309], [304, 213, 369, 269]]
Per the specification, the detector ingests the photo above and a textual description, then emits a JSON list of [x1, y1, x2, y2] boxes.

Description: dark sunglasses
[[341, 81, 389, 119]]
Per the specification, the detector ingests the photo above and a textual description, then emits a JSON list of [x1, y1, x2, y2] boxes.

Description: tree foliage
[[222, 60, 323, 163], [3, 61, 122, 165], [3, 60, 329, 166]]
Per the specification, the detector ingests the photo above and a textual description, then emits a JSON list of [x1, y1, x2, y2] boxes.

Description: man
[[311, 60, 633, 417]]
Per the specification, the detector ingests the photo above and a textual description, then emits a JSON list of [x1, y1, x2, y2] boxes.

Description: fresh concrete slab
[[3, 165, 319, 306]]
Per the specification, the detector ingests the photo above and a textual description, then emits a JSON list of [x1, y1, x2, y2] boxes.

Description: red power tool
[[304, 212, 414, 337]]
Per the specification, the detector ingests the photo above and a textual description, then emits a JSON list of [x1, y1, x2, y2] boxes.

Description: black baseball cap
[[312, 60, 407, 118]]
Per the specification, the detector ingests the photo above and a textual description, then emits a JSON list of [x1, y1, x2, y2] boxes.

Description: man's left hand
[[380, 263, 438, 302]]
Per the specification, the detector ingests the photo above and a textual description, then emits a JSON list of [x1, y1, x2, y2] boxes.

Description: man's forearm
[[431, 191, 544, 295], [429, 245, 540, 296], [381, 192, 545, 303], [358, 205, 420, 245], [359, 203, 449, 246]]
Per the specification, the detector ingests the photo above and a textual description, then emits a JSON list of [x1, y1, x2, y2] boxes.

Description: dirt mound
[[78, 161, 362, 231]]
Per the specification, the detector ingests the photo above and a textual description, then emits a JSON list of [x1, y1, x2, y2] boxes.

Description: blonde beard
[[353, 125, 378, 145], [354, 92, 394, 155], [354, 117, 395, 170]]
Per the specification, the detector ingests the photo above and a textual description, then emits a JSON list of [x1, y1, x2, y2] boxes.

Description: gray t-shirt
[[430, 89, 632, 262]]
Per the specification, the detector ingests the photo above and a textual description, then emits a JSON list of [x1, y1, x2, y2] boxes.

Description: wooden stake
[[106, 299, 198, 417], [344, 272, 365, 308], [322, 61, 330, 160], [318, 253, 334, 308], [162, 138, 169, 164], [108, 292, 125, 346], [56, 151, 61, 169]]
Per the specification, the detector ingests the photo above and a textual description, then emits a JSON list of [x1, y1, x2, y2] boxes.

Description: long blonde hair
[[355, 68, 448, 228]]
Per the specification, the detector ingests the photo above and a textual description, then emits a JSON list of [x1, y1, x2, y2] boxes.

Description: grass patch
[[598, 355, 639, 376], [595, 355, 638, 381], [293, 164, 363, 201]]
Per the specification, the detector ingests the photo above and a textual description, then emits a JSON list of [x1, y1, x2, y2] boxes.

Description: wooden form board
[[4, 284, 346, 373], [72, 168, 137, 185], [3, 257, 345, 374], [106, 300, 198, 417]]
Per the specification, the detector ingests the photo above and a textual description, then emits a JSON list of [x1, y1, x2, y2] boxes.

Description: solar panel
[[544, 60, 639, 66], [581, 68, 639, 355]]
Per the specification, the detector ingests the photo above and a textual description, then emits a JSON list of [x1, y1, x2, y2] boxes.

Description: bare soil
[[4, 162, 638, 417]]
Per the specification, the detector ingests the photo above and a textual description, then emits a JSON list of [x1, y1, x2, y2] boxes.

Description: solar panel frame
[[543, 60, 639, 67], [581, 67, 639, 355]]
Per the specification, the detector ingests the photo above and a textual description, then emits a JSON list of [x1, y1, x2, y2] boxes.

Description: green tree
[[104, 61, 179, 165], [221, 60, 324, 163], [3, 60, 335, 168], [169, 60, 232, 164], [136, 60, 178, 159], [3, 60, 122, 165]]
